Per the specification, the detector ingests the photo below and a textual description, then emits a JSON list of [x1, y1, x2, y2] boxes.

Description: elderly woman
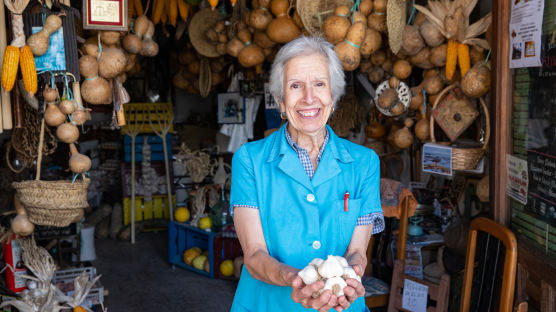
[[230, 36, 384, 312]]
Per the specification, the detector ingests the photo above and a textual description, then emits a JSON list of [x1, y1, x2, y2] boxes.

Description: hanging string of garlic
[[175, 143, 212, 183], [298, 255, 362, 298]]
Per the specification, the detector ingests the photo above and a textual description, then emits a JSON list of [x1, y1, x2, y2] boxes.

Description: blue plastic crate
[[123, 134, 172, 162], [168, 222, 216, 278]]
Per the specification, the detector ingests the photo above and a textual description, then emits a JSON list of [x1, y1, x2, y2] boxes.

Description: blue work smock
[[230, 124, 381, 312]]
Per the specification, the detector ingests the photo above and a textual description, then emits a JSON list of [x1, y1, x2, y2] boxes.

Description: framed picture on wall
[[217, 92, 245, 124], [83, 0, 128, 31]]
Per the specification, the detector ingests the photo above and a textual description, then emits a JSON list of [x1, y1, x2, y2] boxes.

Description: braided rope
[[7, 101, 57, 173]]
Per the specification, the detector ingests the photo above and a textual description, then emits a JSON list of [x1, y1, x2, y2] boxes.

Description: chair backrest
[[387, 259, 451, 312], [460, 217, 518, 312], [365, 196, 410, 276]]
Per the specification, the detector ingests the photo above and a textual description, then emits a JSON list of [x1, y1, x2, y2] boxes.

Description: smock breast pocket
[[336, 198, 362, 248]]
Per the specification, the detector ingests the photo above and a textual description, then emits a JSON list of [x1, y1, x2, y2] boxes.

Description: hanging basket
[[430, 83, 490, 171], [12, 120, 89, 227]]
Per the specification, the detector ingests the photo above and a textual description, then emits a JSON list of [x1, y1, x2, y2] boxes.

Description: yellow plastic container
[[123, 195, 175, 225], [120, 102, 174, 134]]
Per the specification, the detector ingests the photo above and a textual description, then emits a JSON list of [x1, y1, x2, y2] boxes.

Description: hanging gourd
[[250, 0, 273, 30], [335, 22, 366, 71], [27, 14, 62, 56], [321, 6, 351, 45], [266, 0, 300, 43], [393, 119, 414, 149], [237, 29, 264, 68], [69, 143, 92, 174]]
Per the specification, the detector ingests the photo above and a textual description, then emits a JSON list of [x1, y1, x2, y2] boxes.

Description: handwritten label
[[402, 279, 428, 312], [527, 149, 556, 226], [506, 154, 529, 205]]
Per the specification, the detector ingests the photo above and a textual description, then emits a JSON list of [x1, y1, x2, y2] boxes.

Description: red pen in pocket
[[344, 191, 349, 212]]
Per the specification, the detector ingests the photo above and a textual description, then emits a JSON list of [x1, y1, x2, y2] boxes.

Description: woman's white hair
[[269, 36, 345, 107]]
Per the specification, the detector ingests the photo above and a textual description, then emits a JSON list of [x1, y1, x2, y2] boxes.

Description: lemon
[[192, 255, 207, 270], [198, 216, 212, 229], [174, 207, 190, 223], [220, 259, 234, 276], [183, 248, 200, 265]]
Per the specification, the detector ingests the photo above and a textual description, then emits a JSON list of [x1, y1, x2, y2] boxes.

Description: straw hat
[[189, 8, 221, 58], [387, 0, 406, 54], [296, 0, 353, 36]]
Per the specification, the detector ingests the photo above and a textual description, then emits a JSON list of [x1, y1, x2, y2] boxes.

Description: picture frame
[[217, 92, 245, 124], [23, 6, 81, 81], [422, 143, 453, 176], [83, 0, 128, 31]]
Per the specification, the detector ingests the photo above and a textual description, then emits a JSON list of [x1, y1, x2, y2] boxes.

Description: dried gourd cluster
[[297, 255, 361, 297]]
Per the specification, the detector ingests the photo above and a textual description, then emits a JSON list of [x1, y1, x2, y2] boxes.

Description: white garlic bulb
[[30, 288, 41, 298], [26, 280, 37, 290], [309, 258, 324, 269], [298, 265, 319, 285], [335, 256, 349, 268], [342, 267, 362, 283], [324, 276, 347, 296], [318, 255, 344, 279]]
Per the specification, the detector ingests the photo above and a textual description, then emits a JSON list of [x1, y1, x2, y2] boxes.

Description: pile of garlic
[[297, 255, 362, 297]]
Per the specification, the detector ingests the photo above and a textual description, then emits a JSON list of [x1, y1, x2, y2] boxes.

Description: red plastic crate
[[213, 235, 242, 280]]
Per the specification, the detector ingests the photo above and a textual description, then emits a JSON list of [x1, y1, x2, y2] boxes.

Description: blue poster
[[31, 26, 66, 72]]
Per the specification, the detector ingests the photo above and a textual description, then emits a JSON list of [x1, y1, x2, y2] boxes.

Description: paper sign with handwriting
[[402, 279, 428, 312]]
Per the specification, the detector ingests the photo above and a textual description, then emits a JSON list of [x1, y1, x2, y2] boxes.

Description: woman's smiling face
[[280, 53, 334, 137]]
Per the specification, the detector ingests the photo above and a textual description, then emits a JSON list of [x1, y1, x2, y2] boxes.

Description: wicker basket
[[12, 120, 89, 227], [430, 83, 490, 171]]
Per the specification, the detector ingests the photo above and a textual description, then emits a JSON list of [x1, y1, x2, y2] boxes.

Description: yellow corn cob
[[445, 39, 458, 81], [128, 0, 136, 18], [177, 0, 190, 21], [161, 8, 168, 24], [134, 0, 144, 16], [1, 46, 20, 92], [19, 46, 37, 95], [169, 0, 178, 26], [458, 42, 470, 77], [153, 0, 164, 24], [208, 0, 218, 10]]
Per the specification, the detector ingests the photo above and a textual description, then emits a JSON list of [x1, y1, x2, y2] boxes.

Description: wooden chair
[[460, 217, 518, 312], [387, 259, 451, 312], [363, 194, 410, 309]]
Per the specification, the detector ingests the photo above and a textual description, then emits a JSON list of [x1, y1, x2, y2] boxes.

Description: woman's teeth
[[298, 109, 319, 117]]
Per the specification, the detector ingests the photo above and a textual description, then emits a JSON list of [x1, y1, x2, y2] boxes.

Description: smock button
[[312, 241, 321, 250], [306, 194, 315, 202]]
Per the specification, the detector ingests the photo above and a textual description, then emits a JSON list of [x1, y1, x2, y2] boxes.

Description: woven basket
[[296, 0, 353, 35], [12, 120, 89, 227], [430, 83, 490, 171]]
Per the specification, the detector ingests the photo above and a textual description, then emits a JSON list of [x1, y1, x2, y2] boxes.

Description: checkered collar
[[284, 123, 330, 165]]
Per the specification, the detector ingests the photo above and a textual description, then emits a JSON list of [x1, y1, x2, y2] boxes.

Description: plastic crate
[[52, 267, 103, 308], [121, 102, 174, 134], [123, 133, 172, 162], [168, 222, 243, 279], [168, 222, 218, 278], [213, 235, 242, 279], [123, 195, 175, 225]]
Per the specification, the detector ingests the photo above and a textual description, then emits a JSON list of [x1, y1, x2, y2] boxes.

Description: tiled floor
[[93, 231, 237, 311]]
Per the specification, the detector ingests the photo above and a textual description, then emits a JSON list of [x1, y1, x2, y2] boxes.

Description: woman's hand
[[335, 264, 366, 310], [291, 276, 339, 312]]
